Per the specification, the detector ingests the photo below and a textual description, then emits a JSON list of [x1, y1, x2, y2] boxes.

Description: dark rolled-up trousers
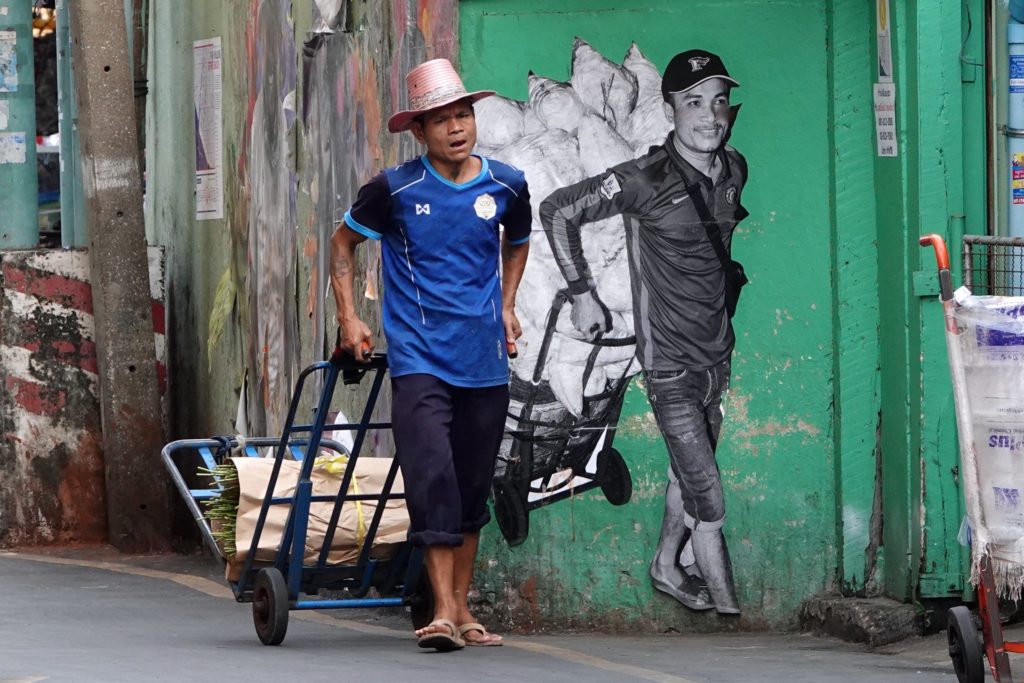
[[390, 373, 510, 547]]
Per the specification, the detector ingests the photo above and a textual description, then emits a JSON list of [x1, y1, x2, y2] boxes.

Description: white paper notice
[[0, 30, 17, 92], [194, 37, 223, 220], [0, 100, 8, 130], [876, 0, 893, 83], [0, 131, 26, 164], [873, 82, 898, 158]]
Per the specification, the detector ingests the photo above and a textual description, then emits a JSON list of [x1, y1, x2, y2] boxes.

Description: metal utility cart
[[920, 234, 1024, 683], [162, 349, 431, 645]]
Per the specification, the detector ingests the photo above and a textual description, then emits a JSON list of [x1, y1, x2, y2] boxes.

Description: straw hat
[[387, 59, 495, 133]]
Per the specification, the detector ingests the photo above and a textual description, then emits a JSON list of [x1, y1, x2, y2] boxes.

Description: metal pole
[[0, 0, 38, 249], [56, 0, 86, 247]]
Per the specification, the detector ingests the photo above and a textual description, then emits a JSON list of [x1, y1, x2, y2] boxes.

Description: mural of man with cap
[[330, 58, 532, 649], [539, 49, 747, 615]]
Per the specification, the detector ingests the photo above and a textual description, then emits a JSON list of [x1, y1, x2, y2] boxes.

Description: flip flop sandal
[[459, 622, 503, 647], [417, 618, 465, 651]]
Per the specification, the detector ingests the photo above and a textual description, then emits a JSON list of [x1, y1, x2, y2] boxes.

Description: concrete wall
[[0, 248, 165, 546]]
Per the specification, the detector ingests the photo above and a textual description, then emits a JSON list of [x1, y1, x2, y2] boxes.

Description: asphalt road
[[0, 550, 1001, 682]]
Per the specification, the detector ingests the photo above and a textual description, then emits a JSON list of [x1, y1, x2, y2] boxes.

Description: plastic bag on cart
[[952, 293, 1024, 598]]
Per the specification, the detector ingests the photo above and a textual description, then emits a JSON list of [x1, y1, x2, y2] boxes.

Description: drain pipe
[[0, 0, 38, 249], [1009, 1, 1024, 237], [56, 0, 86, 247]]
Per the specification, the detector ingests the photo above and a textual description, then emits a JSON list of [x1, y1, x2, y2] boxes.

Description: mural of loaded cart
[[480, 37, 748, 615], [479, 40, 656, 547]]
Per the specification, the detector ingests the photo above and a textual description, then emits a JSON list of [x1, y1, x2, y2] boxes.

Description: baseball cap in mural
[[661, 50, 739, 101], [387, 58, 496, 133]]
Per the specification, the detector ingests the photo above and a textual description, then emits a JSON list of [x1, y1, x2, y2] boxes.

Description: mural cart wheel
[[597, 447, 632, 506], [409, 568, 435, 630], [946, 606, 983, 683], [493, 479, 529, 546], [253, 567, 290, 646]]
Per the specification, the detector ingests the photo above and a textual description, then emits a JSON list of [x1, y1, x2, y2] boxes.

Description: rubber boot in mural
[[691, 525, 740, 615], [650, 474, 712, 611]]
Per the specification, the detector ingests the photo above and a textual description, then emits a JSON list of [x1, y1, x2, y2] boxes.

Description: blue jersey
[[344, 155, 532, 387]]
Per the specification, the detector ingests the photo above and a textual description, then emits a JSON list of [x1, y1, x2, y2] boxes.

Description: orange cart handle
[[918, 233, 954, 301], [918, 233, 950, 270]]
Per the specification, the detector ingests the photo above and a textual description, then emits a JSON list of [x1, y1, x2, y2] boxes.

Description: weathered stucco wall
[[0, 249, 165, 546]]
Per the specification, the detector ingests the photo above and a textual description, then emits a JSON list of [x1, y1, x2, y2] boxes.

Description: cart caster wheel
[[597, 448, 632, 506], [493, 479, 529, 547], [409, 568, 435, 631], [947, 605, 984, 683], [253, 568, 290, 646]]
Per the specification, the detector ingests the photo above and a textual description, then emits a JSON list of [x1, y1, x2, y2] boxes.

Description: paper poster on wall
[[1012, 55, 1024, 94], [0, 131, 26, 164], [1012, 153, 1024, 205], [0, 30, 17, 92], [874, 82, 897, 157], [194, 37, 223, 220], [0, 100, 8, 129], [876, 0, 893, 82]]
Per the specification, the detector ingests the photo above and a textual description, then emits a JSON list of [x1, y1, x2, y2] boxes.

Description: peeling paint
[[0, 249, 165, 547]]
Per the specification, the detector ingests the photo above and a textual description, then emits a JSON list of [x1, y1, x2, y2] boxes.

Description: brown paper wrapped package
[[226, 456, 409, 581]]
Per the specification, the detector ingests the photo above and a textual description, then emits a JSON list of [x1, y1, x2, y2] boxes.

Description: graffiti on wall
[[243, 0, 299, 436], [297, 0, 457, 445], [480, 39, 747, 615]]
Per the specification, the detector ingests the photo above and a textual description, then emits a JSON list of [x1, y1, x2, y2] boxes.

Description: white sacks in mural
[[620, 43, 672, 156], [954, 294, 1024, 595], [481, 39, 669, 414], [528, 73, 585, 136], [473, 95, 527, 156], [569, 38, 638, 130]]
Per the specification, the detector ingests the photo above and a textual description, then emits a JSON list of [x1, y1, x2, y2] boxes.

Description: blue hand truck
[[161, 348, 431, 645]]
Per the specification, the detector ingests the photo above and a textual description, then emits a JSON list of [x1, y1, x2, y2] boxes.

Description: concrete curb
[[798, 595, 923, 647]]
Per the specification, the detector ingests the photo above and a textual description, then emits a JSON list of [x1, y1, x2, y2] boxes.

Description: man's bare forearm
[[329, 225, 366, 322], [501, 237, 530, 310]]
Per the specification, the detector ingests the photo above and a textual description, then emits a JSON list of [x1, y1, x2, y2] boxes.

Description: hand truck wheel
[[409, 567, 435, 630], [493, 478, 529, 547], [947, 605, 984, 683], [597, 447, 632, 506], [253, 567, 290, 646]]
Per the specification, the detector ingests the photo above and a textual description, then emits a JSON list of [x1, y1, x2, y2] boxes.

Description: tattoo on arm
[[332, 254, 352, 276]]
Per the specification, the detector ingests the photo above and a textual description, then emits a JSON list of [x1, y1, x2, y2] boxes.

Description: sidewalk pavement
[[0, 547, 1012, 682]]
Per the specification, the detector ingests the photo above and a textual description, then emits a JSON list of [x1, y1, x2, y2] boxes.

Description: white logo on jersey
[[599, 173, 621, 200], [416, 203, 431, 215], [474, 193, 497, 220]]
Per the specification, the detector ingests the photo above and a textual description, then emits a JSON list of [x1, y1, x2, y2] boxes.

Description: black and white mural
[[483, 39, 747, 615]]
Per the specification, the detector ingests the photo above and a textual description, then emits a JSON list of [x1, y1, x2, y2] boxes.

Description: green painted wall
[[875, 0, 981, 601], [830, 0, 884, 596], [146, 0, 249, 443], [462, 0, 987, 625], [462, 0, 839, 627]]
